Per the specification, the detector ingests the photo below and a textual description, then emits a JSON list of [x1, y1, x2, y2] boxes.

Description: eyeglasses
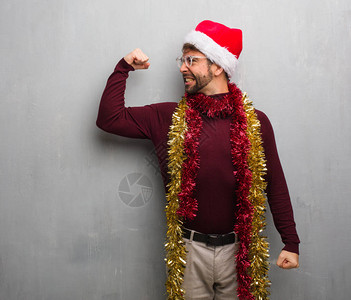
[[176, 55, 208, 68]]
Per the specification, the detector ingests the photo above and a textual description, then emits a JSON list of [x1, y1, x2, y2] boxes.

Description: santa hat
[[184, 20, 242, 79]]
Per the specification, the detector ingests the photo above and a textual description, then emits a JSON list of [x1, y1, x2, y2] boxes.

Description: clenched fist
[[276, 250, 299, 269], [124, 48, 150, 70]]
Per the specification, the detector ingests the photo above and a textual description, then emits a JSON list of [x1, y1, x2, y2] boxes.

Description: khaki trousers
[[182, 232, 239, 300]]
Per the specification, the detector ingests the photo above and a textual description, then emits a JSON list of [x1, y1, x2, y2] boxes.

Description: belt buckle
[[206, 234, 222, 246]]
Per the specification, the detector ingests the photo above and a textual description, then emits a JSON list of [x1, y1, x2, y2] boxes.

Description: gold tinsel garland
[[243, 93, 271, 299], [165, 94, 270, 299], [165, 97, 188, 300]]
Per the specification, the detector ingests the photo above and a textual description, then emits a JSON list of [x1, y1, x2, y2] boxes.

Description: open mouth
[[183, 77, 195, 85]]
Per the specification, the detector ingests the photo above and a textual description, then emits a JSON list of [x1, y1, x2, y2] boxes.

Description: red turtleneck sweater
[[96, 59, 300, 254]]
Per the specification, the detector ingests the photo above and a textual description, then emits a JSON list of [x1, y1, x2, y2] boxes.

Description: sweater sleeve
[[256, 110, 300, 254], [96, 58, 170, 139]]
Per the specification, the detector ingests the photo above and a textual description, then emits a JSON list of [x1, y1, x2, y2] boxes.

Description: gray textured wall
[[1, 1, 351, 299]]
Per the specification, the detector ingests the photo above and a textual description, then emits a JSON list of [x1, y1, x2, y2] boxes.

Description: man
[[97, 20, 300, 300]]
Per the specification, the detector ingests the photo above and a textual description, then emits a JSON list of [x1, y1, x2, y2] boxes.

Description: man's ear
[[213, 64, 225, 77]]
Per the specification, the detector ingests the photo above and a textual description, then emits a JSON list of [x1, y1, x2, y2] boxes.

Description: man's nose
[[179, 61, 188, 73]]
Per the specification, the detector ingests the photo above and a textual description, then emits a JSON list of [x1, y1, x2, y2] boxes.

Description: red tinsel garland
[[177, 107, 201, 219], [230, 96, 254, 300], [176, 83, 255, 299]]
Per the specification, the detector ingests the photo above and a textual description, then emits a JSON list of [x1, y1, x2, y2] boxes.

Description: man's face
[[180, 50, 214, 95]]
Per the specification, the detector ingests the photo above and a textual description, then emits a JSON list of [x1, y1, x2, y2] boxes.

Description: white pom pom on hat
[[184, 20, 243, 79]]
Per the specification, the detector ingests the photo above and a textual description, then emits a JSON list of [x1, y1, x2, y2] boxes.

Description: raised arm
[[96, 49, 156, 139]]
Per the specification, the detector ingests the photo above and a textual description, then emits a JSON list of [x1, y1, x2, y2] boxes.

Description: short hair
[[182, 43, 201, 53]]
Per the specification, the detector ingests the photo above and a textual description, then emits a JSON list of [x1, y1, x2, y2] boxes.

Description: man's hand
[[276, 250, 299, 269], [124, 48, 150, 70]]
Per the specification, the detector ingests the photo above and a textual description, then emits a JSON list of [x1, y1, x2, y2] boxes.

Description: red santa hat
[[184, 20, 243, 80]]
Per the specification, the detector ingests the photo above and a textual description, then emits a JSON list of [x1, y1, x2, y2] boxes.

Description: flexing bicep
[[97, 104, 156, 139], [96, 59, 155, 139]]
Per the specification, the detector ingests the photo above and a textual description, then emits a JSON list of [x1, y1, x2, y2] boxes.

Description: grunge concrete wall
[[1, 1, 350, 299]]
